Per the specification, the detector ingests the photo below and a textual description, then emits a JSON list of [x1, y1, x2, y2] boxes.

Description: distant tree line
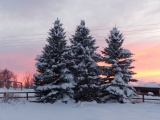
[[33, 19, 138, 103]]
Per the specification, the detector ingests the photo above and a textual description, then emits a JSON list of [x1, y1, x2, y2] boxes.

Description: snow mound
[[75, 101, 97, 107], [144, 82, 160, 88], [121, 49, 131, 54]]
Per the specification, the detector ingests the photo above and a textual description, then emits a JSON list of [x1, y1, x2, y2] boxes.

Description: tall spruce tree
[[34, 19, 75, 103], [70, 20, 101, 102], [102, 27, 137, 103]]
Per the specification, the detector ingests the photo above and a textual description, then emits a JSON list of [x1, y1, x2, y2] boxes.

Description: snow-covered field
[[0, 88, 160, 120], [0, 101, 160, 120]]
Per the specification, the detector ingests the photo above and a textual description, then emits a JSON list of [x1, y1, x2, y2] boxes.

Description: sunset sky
[[0, 0, 160, 85]]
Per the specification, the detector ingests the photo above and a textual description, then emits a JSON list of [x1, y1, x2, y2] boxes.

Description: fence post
[[4, 92, 6, 98], [26, 92, 28, 100], [142, 94, 144, 102]]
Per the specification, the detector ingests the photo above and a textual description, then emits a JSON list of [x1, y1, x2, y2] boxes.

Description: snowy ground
[[0, 101, 160, 120], [0, 88, 160, 120]]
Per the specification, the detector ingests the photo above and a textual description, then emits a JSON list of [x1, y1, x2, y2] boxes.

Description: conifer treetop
[[73, 20, 90, 40], [47, 18, 66, 41], [71, 20, 98, 54]]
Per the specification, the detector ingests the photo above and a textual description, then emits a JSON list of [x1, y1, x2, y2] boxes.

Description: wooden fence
[[0, 92, 38, 101], [132, 94, 160, 102], [0, 92, 160, 102]]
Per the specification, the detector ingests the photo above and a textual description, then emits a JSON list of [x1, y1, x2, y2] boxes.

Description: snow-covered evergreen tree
[[70, 20, 101, 102], [34, 19, 75, 103], [101, 27, 137, 103]]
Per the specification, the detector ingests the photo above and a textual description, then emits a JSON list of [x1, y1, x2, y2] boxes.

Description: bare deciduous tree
[[0, 69, 16, 88], [23, 72, 34, 89]]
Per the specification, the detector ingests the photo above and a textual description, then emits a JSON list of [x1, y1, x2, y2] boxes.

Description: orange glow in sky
[[125, 40, 160, 84], [97, 39, 160, 85]]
